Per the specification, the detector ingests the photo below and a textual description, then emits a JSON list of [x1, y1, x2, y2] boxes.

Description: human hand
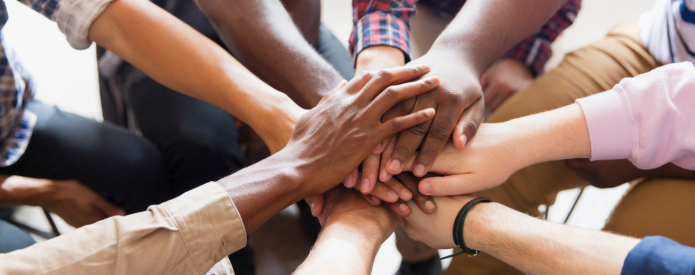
[[412, 123, 527, 196], [379, 52, 485, 181], [481, 59, 533, 112], [286, 65, 438, 198], [565, 159, 648, 189], [0, 176, 125, 227], [399, 193, 477, 249], [317, 186, 398, 243]]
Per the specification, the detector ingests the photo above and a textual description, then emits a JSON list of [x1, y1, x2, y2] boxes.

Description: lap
[[0, 101, 171, 213]]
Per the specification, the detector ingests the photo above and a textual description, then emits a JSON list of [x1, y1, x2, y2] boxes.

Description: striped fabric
[[350, 0, 582, 76], [639, 0, 695, 65]]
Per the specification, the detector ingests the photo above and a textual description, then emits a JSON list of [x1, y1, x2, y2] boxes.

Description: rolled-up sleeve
[[0, 182, 247, 275], [18, 0, 113, 49], [350, 0, 416, 63]]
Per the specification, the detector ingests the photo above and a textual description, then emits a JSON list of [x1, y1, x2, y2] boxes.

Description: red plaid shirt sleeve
[[504, 0, 581, 76], [349, 0, 416, 64]]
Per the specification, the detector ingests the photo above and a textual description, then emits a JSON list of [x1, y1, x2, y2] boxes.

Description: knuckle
[[443, 92, 465, 104], [382, 86, 399, 101], [408, 67, 418, 74], [429, 126, 451, 142], [358, 71, 374, 81], [462, 119, 480, 134], [407, 122, 429, 136], [388, 119, 404, 132], [376, 69, 394, 80]]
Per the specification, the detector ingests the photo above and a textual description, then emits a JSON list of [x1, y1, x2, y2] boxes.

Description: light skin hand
[[400, 195, 638, 275], [414, 104, 591, 196], [295, 186, 397, 275], [0, 176, 125, 227], [481, 58, 533, 112], [219, 65, 438, 232]]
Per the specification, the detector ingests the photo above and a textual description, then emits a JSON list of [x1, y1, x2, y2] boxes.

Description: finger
[[384, 96, 434, 175], [361, 181, 399, 203], [360, 193, 382, 206], [386, 201, 412, 217], [398, 173, 437, 214], [380, 135, 398, 182], [419, 174, 486, 196], [383, 178, 413, 201], [379, 108, 435, 142], [452, 98, 485, 150], [359, 65, 431, 99], [370, 77, 440, 116], [342, 71, 377, 96], [373, 138, 389, 154], [305, 195, 324, 217], [93, 198, 126, 217], [360, 153, 381, 194], [342, 168, 358, 188], [411, 105, 459, 177]]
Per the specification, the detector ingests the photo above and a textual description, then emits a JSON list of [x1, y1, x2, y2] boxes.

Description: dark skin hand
[[376, 0, 570, 181], [193, 0, 341, 108], [565, 159, 695, 189], [216, 65, 439, 232]]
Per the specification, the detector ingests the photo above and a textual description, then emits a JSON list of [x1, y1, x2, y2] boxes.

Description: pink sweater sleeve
[[575, 62, 695, 170]]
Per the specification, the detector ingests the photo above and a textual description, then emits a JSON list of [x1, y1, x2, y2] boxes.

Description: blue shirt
[[622, 236, 695, 275]]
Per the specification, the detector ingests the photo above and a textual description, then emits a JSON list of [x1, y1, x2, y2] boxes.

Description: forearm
[[505, 104, 591, 166], [430, 0, 568, 77], [355, 46, 407, 74], [466, 203, 639, 275], [0, 175, 51, 206], [294, 222, 382, 275], [88, 0, 301, 152], [215, 150, 307, 233], [194, 0, 343, 108]]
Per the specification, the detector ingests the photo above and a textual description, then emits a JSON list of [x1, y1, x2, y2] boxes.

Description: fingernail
[[414, 164, 426, 177], [399, 203, 410, 213], [387, 159, 401, 173], [400, 189, 413, 200], [418, 65, 430, 71], [425, 200, 436, 212], [460, 135, 468, 147], [388, 190, 398, 202], [421, 181, 431, 195], [374, 142, 384, 153], [427, 76, 440, 84], [371, 195, 381, 204], [309, 200, 315, 210], [424, 108, 435, 118], [360, 179, 370, 193]]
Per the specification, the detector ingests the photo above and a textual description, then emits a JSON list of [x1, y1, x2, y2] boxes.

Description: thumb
[[418, 174, 486, 196], [305, 195, 324, 217], [453, 98, 484, 150]]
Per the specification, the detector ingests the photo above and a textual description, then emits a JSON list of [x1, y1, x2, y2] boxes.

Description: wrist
[[252, 94, 306, 154], [355, 46, 406, 74], [321, 220, 383, 253], [462, 202, 505, 252]]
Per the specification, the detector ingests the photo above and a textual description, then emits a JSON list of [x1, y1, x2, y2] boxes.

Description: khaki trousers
[[441, 21, 695, 275]]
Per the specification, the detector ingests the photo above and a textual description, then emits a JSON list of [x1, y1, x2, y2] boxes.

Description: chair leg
[[564, 187, 585, 224], [43, 208, 61, 237]]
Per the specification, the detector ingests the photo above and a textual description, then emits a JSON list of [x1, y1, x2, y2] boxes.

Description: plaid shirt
[[350, 0, 581, 75], [0, 0, 111, 166]]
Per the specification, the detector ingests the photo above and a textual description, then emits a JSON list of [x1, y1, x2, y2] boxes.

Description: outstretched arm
[[88, 0, 303, 153], [400, 196, 639, 275], [193, 0, 344, 108]]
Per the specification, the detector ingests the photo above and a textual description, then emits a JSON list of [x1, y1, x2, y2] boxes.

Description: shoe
[[395, 254, 442, 275]]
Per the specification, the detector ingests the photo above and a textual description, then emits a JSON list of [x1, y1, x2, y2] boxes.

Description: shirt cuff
[[160, 182, 247, 272], [622, 236, 695, 275], [53, 0, 114, 49], [575, 90, 635, 161], [350, 12, 411, 64]]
